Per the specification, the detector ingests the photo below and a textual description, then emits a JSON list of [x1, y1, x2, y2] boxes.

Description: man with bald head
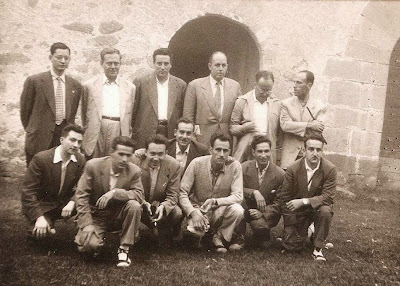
[[183, 51, 241, 147]]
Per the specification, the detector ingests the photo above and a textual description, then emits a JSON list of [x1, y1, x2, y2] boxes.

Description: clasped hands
[[143, 201, 164, 222]]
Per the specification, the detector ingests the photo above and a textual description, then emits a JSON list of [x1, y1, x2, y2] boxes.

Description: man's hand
[[33, 216, 50, 239], [242, 122, 256, 133], [189, 209, 209, 231], [253, 190, 266, 212], [61, 201, 75, 218], [153, 205, 164, 222], [200, 198, 217, 213], [249, 209, 263, 220], [143, 202, 152, 216], [286, 199, 304, 212], [96, 190, 114, 209], [81, 224, 96, 246], [307, 120, 325, 132], [134, 148, 147, 159]]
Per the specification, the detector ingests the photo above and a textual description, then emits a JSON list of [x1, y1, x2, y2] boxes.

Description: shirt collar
[[103, 75, 119, 85], [176, 141, 190, 155], [210, 158, 226, 175], [50, 69, 66, 82], [252, 89, 274, 104], [156, 74, 169, 85], [53, 145, 77, 164], [209, 75, 224, 88], [110, 167, 121, 177], [255, 161, 269, 173], [305, 159, 321, 172]]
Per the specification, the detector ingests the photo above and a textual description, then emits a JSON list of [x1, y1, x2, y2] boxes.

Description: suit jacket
[[242, 160, 285, 207], [20, 71, 83, 157], [75, 157, 145, 228], [131, 154, 181, 215], [183, 76, 241, 146], [21, 147, 86, 223], [132, 73, 187, 148], [179, 155, 243, 216], [230, 90, 282, 163], [278, 158, 336, 212], [280, 96, 327, 168], [167, 138, 209, 172], [81, 75, 136, 156]]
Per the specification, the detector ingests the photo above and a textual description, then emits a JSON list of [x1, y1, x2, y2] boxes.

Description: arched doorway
[[169, 14, 260, 93]]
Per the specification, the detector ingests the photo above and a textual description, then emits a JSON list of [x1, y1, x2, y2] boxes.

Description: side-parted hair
[[251, 134, 272, 150], [145, 134, 169, 149], [299, 70, 314, 86], [153, 48, 173, 63], [255, 70, 274, 83], [304, 133, 325, 147], [100, 47, 121, 62], [50, 42, 70, 55], [208, 51, 227, 64], [61, 124, 84, 138], [210, 133, 231, 148], [112, 136, 135, 150], [176, 117, 194, 130]]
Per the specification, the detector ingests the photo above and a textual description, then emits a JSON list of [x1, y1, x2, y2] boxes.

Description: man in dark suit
[[20, 42, 83, 165], [131, 134, 182, 246], [239, 135, 285, 248], [183, 51, 241, 147], [21, 124, 85, 241], [132, 48, 187, 148], [75, 136, 144, 267]]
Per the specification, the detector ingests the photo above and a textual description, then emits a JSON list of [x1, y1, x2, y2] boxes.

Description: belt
[[158, 120, 168, 125], [102, 116, 120, 121]]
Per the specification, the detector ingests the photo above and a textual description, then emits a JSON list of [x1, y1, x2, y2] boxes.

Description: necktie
[[55, 77, 64, 125], [215, 81, 222, 119]]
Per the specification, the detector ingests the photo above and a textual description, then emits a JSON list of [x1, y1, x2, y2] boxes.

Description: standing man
[[132, 48, 187, 148], [231, 70, 281, 163], [131, 134, 182, 246], [81, 47, 136, 158], [21, 124, 85, 241], [280, 70, 327, 169], [183, 51, 241, 147], [239, 135, 285, 248], [74, 136, 144, 267], [179, 133, 244, 253], [277, 134, 336, 262], [20, 42, 83, 165]]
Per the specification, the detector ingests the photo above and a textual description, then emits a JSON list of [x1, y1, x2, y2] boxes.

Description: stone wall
[[1, 0, 399, 191]]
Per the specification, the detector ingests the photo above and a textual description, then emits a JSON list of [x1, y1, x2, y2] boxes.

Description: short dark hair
[[153, 48, 173, 63], [251, 134, 272, 150], [209, 51, 227, 64], [100, 47, 121, 62], [50, 42, 70, 55], [210, 133, 231, 148], [145, 134, 169, 149], [176, 117, 194, 130], [299, 70, 314, 85], [304, 133, 325, 148], [111, 136, 135, 150], [255, 70, 274, 83], [61, 124, 84, 138]]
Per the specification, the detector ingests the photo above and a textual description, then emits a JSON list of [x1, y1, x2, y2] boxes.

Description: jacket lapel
[[60, 160, 77, 195], [309, 166, 323, 194], [249, 161, 260, 189], [119, 79, 128, 123], [167, 77, 177, 120], [201, 78, 219, 120], [148, 75, 158, 117], [42, 72, 56, 117], [297, 160, 309, 194], [94, 76, 103, 120], [100, 158, 112, 192]]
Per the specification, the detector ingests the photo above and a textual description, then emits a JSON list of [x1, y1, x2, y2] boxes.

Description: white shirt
[[175, 142, 190, 170], [102, 75, 120, 117], [53, 145, 77, 192], [110, 167, 120, 191], [305, 159, 321, 191], [210, 76, 224, 115], [157, 76, 169, 120], [256, 161, 269, 186], [149, 166, 160, 201], [252, 91, 269, 134], [50, 69, 66, 119]]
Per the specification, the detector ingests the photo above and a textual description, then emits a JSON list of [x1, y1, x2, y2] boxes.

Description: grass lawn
[[0, 177, 399, 286]]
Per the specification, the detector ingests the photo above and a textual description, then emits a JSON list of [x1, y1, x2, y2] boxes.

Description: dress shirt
[[53, 145, 77, 192], [109, 167, 120, 191], [157, 76, 169, 120], [252, 91, 269, 134], [210, 76, 224, 115], [305, 159, 321, 191], [210, 164, 226, 187], [175, 142, 190, 170], [255, 161, 269, 186], [50, 69, 66, 119], [149, 166, 160, 202], [102, 75, 120, 117]]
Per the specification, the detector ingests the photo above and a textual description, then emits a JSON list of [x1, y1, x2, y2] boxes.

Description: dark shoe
[[212, 233, 227, 253], [229, 234, 245, 251]]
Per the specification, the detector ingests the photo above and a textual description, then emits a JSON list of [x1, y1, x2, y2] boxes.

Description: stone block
[[359, 84, 387, 111], [324, 58, 361, 81], [356, 18, 396, 52], [365, 110, 384, 133], [362, 2, 400, 39], [99, 20, 124, 34], [83, 49, 101, 63], [323, 127, 350, 153], [333, 106, 367, 130], [350, 130, 381, 157], [345, 38, 391, 65], [0, 53, 31, 65], [328, 80, 361, 108], [360, 62, 389, 86], [62, 23, 94, 34], [90, 35, 119, 47]]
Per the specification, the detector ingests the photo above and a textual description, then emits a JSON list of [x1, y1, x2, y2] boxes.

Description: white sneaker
[[212, 234, 227, 253], [117, 248, 131, 267], [312, 249, 326, 262]]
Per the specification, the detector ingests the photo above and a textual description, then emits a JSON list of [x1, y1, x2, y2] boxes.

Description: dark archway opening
[[169, 14, 260, 93]]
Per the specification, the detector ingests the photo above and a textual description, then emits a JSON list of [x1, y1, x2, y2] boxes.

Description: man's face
[[49, 49, 70, 74], [208, 53, 228, 82], [101, 53, 121, 80], [111, 144, 134, 171], [60, 130, 83, 156], [146, 143, 166, 169], [252, 142, 271, 166], [255, 77, 274, 101], [154, 55, 171, 79], [174, 122, 193, 149], [210, 139, 230, 167], [305, 139, 324, 168], [293, 72, 311, 98]]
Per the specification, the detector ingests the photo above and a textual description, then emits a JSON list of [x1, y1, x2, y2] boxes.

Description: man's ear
[[174, 129, 178, 137]]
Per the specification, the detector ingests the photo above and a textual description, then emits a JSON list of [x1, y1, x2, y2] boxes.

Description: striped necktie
[[215, 81, 222, 119], [55, 77, 64, 125]]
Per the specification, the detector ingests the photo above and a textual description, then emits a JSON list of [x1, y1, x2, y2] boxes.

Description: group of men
[[20, 42, 336, 267]]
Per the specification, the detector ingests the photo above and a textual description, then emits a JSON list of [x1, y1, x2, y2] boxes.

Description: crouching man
[[74, 136, 144, 267]]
